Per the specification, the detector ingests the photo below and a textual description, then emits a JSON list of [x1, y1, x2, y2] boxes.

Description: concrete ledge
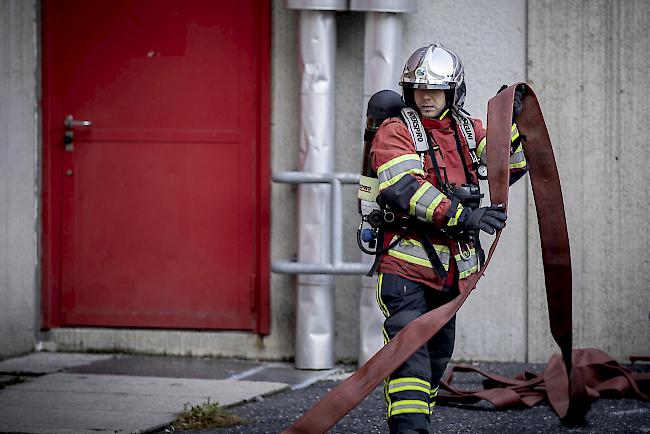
[[48, 328, 292, 360]]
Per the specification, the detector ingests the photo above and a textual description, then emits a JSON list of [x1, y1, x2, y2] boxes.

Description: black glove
[[513, 84, 527, 119], [457, 205, 507, 235], [497, 84, 527, 121]]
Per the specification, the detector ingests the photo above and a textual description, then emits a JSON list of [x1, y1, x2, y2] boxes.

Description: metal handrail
[[272, 171, 369, 274]]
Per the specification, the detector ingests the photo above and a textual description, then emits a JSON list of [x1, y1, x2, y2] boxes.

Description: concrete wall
[[0, 0, 39, 358], [526, 0, 650, 362]]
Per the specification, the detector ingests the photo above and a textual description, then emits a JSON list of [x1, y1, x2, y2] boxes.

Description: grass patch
[[172, 399, 248, 430]]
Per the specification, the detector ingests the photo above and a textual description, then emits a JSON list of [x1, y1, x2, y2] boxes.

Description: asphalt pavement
[[164, 362, 650, 434]]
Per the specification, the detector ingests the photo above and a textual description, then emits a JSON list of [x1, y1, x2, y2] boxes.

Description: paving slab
[[0, 352, 115, 375], [0, 373, 288, 434], [243, 364, 339, 390], [67, 355, 338, 389], [69, 354, 262, 380]]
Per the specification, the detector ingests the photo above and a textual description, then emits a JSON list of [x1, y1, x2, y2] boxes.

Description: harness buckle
[[457, 242, 472, 261]]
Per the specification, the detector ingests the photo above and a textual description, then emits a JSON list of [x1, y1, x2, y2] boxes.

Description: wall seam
[[34, 0, 43, 345], [523, 0, 530, 364]]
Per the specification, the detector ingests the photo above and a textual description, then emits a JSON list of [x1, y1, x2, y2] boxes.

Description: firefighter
[[370, 43, 527, 434]]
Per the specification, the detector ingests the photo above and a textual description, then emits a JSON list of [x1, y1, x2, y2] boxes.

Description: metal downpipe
[[295, 9, 336, 369], [358, 11, 405, 366]]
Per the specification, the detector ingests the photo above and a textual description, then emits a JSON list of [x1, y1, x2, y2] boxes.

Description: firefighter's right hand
[[457, 205, 507, 235]]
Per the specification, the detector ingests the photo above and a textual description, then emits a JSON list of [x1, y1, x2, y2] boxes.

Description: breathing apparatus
[[357, 90, 408, 256]]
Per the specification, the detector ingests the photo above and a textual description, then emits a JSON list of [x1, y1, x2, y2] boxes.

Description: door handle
[[64, 115, 93, 129], [63, 115, 93, 151]]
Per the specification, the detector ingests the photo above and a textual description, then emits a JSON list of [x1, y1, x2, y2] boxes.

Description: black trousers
[[377, 273, 457, 434]]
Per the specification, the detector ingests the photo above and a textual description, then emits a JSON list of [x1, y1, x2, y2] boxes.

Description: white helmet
[[400, 43, 466, 110]]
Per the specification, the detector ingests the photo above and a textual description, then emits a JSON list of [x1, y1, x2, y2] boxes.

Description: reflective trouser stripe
[[430, 386, 439, 412], [376, 274, 390, 347], [387, 377, 431, 395], [455, 249, 478, 279], [377, 154, 425, 190], [409, 182, 446, 222], [375, 273, 389, 317], [388, 400, 430, 417], [387, 237, 450, 270]]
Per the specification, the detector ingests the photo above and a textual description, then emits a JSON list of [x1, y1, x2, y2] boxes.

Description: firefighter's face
[[414, 89, 446, 118]]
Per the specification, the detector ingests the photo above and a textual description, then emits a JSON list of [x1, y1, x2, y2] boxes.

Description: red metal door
[[42, 1, 270, 331]]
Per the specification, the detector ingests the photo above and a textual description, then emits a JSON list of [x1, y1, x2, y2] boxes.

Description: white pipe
[[358, 11, 405, 366], [295, 9, 337, 369]]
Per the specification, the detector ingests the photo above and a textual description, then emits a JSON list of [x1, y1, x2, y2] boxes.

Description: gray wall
[[526, 0, 650, 361], [0, 0, 39, 358]]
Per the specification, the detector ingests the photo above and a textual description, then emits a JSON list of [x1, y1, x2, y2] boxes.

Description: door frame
[[39, 0, 271, 334]]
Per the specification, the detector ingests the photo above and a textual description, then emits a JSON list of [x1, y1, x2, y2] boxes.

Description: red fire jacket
[[370, 111, 526, 290]]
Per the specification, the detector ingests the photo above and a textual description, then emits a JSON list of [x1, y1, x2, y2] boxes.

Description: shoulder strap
[[452, 109, 477, 151], [400, 107, 429, 153]]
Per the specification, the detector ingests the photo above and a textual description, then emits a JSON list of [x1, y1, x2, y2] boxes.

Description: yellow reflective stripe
[[455, 248, 478, 279], [476, 137, 487, 158], [447, 204, 464, 226], [409, 183, 431, 216], [377, 154, 421, 175], [376, 273, 389, 317], [425, 192, 445, 221], [438, 108, 449, 120], [382, 325, 389, 345], [389, 377, 431, 388], [387, 378, 431, 394], [388, 400, 430, 416], [511, 123, 520, 142], [458, 265, 479, 279], [388, 237, 450, 269], [391, 407, 431, 416], [389, 385, 430, 394], [378, 168, 424, 190], [429, 386, 439, 412], [388, 250, 432, 268], [509, 159, 527, 169], [510, 144, 526, 169], [454, 248, 476, 262], [393, 237, 450, 253], [377, 154, 424, 190]]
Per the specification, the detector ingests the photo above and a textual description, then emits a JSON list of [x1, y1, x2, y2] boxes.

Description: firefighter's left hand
[[497, 84, 527, 121]]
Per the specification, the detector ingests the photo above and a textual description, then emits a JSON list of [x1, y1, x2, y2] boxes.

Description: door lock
[[63, 115, 93, 151]]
